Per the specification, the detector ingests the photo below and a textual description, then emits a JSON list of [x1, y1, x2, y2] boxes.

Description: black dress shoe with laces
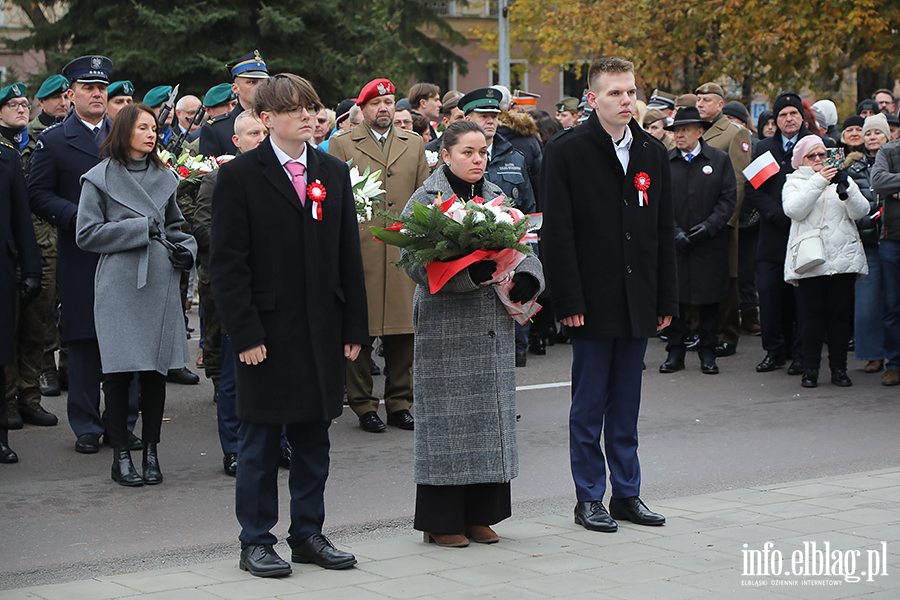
[[223, 453, 237, 476], [608, 496, 666, 526], [240, 544, 292, 577], [359, 411, 386, 433], [756, 354, 786, 372], [291, 533, 357, 569], [40, 371, 61, 396], [166, 366, 200, 385], [387, 409, 414, 430], [75, 433, 101, 454], [659, 353, 685, 373], [831, 369, 852, 387], [0, 442, 18, 463], [574, 501, 618, 532], [715, 342, 736, 357], [801, 369, 818, 388], [18, 402, 58, 426], [787, 360, 804, 376], [700, 358, 719, 374]]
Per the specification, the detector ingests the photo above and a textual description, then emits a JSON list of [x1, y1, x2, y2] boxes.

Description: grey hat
[[863, 113, 890, 141], [722, 101, 749, 124]]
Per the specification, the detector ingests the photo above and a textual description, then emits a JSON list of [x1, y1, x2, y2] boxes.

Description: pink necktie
[[285, 161, 306, 206]]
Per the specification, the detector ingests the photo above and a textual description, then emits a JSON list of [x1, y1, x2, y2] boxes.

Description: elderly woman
[[402, 120, 544, 548], [848, 114, 890, 374], [841, 115, 865, 153], [783, 135, 869, 388], [76, 104, 197, 486]]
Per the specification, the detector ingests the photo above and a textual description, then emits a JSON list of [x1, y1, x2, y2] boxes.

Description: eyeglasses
[[805, 152, 827, 161], [5, 101, 30, 111], [286, 103, 322, 119]]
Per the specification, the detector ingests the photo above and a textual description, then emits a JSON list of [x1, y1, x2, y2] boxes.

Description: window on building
[[489, 60, 528, 91], [561, 62, 590, 100]]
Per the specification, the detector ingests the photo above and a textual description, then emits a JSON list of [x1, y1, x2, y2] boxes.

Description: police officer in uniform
[[106, 80, 134, 121], [460, 88, 537, 366], [28, 55, 141, 454], [199, 51, 269, 157]]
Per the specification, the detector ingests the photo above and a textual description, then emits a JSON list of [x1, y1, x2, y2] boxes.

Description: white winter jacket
[[782, 166, 869, 284]]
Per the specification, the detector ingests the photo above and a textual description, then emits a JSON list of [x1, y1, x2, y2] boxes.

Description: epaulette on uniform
[[44, 121, 64, 133], [0, 137, 15, 150], [206, 113, 229, 126], [331, 128, 351, 137]]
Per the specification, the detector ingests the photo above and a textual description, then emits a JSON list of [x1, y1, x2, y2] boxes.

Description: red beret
[[357, 78, 395, 107]]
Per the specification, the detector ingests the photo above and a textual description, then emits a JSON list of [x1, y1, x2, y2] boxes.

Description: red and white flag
[[743, 151, 780, 189]]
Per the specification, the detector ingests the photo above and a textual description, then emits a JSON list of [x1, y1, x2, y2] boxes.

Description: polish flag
[[743, 151, 780, 189]]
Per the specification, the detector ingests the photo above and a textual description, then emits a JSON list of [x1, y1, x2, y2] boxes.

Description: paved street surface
[[2, 309, 899, 597]]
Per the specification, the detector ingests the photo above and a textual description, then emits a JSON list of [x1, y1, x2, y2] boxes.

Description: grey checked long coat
[[76, 158, 196, 375], [402, 168, 544, 486]]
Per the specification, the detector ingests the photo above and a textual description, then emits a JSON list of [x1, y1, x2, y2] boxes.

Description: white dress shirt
[[269, 137, 308, 182]]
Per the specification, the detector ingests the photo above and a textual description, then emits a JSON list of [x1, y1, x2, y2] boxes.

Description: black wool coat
[[744, 125, 833, 264], [540, 113, 679, 339], [0, 142, 40, 365], [28, 115, 111, 342], [210, 138, 368, 424], [668, 139, 736, 305]]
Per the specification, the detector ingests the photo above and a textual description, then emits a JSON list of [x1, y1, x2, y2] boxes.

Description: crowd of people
[[1, 49, 897, 578]]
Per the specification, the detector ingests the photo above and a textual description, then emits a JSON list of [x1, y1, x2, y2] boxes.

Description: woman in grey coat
[[76, 104, 197, 486], [401, 121, 544, 547]]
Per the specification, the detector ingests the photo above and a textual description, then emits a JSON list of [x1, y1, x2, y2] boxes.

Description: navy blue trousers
[[217, 335, 240, 454], [236, 419, 330, 548], [570, 337, 647, 502]]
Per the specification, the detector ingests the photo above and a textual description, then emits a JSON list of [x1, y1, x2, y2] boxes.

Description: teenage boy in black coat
[[541, 57, 678, 534], [211, 74, 368, 578]]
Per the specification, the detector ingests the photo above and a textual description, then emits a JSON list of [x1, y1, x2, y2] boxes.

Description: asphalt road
[[2, 314, 898, 589]]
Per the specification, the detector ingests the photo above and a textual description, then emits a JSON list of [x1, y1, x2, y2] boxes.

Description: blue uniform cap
[[226, 50, 269, 80], [36, 75, 69, 100], [62, 55, 113, 84], [107, 80, 135, 99], [142, 85, 173, 108]]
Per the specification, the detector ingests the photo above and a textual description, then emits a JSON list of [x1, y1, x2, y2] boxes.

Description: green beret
[[36, 75, 69, 100], [0, 82, 27, 106], [203, 83, 236, 108], [142, 85, 173, 108], [107, 80, 135, 99]]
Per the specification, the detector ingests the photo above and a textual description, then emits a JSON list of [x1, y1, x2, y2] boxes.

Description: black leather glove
[[148, 219, 162, 238], [509, 272, 540, 303], [168, 243, 194, 270], [832, 169, 850, 200], [675, 231, 692, 250], [468, 260, 497, 284], [687, 223, 710, 243], [20, 277, 41, 306]]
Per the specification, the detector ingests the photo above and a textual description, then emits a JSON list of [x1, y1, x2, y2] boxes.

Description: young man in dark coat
[[1, 135, 41, 463], [541, 56, 678, 533], [661, 107, 736, 374], [211, 73, 368, 578], [743, 92, 834, 376]]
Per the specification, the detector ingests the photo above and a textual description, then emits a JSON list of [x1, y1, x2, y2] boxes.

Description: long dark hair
[[100, 103, 165, 168]]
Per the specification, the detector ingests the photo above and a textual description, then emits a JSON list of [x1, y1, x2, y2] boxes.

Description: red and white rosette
[[307, 181, 326, 221], [634, 172, 650, 207]]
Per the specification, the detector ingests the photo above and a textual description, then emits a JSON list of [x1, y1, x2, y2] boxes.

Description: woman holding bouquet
[[76, 104, 196, 486], [401, 120, 544, 547]]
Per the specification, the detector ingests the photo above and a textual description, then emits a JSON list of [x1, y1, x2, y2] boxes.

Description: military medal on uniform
[[634, 172, 650, 207]]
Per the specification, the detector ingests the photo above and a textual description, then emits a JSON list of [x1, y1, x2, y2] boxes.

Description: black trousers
[[414, 482, 511, 534], [103, 371, 166, 448], [666, 303, 719, 360], [0, 367, 7, 444], [797, 274, 856, 371], [757, 260, 804, 360]]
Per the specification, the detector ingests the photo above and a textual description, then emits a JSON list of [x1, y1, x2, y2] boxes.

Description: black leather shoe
[[18, 403, 58, 427], [756, 354, 785, 372], [387, 409, 414, 430], [106, 432, 143, 451], [166, 366, 200, 385], [291, 533, 357, 569], [279, 445, 292, 469], [224, 453, 237, 476], [715, 342, 736, 357], [6, 405, 22, 430], [516, 352, 527, 367], [659, 353, 685, 373], [0, 442, 18, 463], [801, 369, 818, 388], [529, 336, 546, 355], [787, 360, 804, 376], [369, 359, 381, 376], [573, 501, 618, 532], [240, 544, 292, 577], [111, 448, 143, 486], [608, 496, 666, 526], [40, 371, 61, 396], [359, 411, 386, 433], [700, 358, 719, 374], [684, 333, 700, 351], [75, 433, 101, 454], [142, 443, 163, 485], [831, 369, 853, 387]]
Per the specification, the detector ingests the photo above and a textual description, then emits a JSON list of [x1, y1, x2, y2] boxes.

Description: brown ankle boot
[[423, 532, 469, 547], [465, 525, 499, 543]]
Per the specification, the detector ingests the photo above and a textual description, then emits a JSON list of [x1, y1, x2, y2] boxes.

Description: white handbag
[[789, 202, 827, 274]]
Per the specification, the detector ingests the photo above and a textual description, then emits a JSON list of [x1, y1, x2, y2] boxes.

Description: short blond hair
[[588, 57, 634, 91]]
